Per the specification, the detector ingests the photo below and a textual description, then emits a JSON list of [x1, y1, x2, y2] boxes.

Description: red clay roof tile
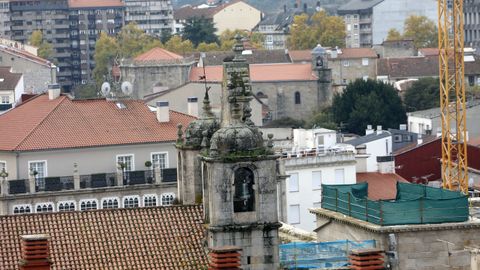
[[134, 47, 184, 62], [0, 205, 207, 270], [189, 63, 318, 82], [0, 94, 195, 151], [357, 172, 408, 200]]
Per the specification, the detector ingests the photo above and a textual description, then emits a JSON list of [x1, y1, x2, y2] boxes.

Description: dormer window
[[13, 204, 31, 214], [102, 197, 119, 209], [58, 201, 75, 212], [80, 199, 98, 211], [123, 195, 140, 208], [161, 193, 175, 206], [35, 202, 54, 213]]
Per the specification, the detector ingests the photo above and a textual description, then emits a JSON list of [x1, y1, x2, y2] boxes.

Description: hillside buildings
[[338, 0, 437, 48], [124, 0, 174, 36]]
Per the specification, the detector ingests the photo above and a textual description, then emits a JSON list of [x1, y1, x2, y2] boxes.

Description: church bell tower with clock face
[[201, 36, 281, 270]]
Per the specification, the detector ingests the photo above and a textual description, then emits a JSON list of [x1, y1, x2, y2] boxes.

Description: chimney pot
[[156, 101, 170, 123], [376, 125, 383, 134], [187, 97, 199, 117], [209, 246, 242, 270], [20, 234, 51, 270], [47, 84, 60, 100], [366, 125, 374, 135]]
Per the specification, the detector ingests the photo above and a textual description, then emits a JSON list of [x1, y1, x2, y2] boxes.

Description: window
[[335, 169, 345, 183], [362, 58, 369, 66], [151, 152, 168, 169], [394, 134, 402, 143], [294, 91, 301, 104], [288, 204, 300, 224], [144, 194, 157, 207], [80, 199, 98, 211], [342, 60, 350, 67], [0, 161, 6, 174], [1, 95, 9, 104], [58, 201, 75, 212], [29, 161, 47, 190], [233, 167, 255, 212], [102, 197, 119, 209], [161, 193, 175, 206], [35, 203, 54, 213], [289, 173, 299, 192], [13, 204, 31, 214], [312, 171, 322, 190], [363, 75, 369, 81], [117, 154, 134, 171], [123, 196, 140, 208]]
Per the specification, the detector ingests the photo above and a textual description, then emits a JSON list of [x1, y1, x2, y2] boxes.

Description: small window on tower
[[233, 167, 255, 213], [294, 91, 301, 104]]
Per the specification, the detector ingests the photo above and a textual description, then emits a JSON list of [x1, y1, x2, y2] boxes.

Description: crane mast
[[438, 0, 468, 193]]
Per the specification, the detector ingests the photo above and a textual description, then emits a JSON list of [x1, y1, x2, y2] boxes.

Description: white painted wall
[[14, 74, 24, 103], [213, 1, 262, 34], [292, 128, 337, 150], [285, 161, 356, 232], [408, 115, 433, 134]]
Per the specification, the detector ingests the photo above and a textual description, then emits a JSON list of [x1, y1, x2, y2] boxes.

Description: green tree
[[218, 29, 264, 50], [306, 108, 337, 130], [287, 11, 346, 50], [117, 22, 162, 58], [28, 30, 54, 60], [72, 83, 98, 99], [386, 28, 402, 41], [165, 35, 194, 54], [197, 42, 220, 52], [332, 79, 407, 135], [403, 77, 440, 112], [403, 15, 438, 48], [182, 17, 218, 47], [93, 32, 119, 86]]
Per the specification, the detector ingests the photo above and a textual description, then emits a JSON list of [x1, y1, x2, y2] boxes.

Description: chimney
[[365, 125, 374, 135], [303, 3, 307, 13], [376, 125, 383, 135], [20, 234, 52, 270], [209, 246, 242, 270], [399, 124, 407, 131], [417, 134, 423, 145], [47, 84, 60, 100], [156, 101, 170, 123], [187, 97, 199, 117]]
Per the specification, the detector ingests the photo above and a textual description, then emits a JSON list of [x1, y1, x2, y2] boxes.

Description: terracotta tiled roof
[[0, 66, 22, 90], [0, 94, 195, 151], [335, 48, 378, 59], [189, 63, 318, 82], [0, 205, 208, 270], [357, 172, 408, 200], [134, 47, 184, 62], [68, 0, 123, 8], [288, 50, 311, 62], [418, 48, 439, 56], [0, 46, 53, 67]]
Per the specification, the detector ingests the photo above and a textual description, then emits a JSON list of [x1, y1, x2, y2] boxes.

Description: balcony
[[2, 168, 177, 196]]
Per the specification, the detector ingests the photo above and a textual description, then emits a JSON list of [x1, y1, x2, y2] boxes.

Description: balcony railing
[[3, 168, 177, 196]]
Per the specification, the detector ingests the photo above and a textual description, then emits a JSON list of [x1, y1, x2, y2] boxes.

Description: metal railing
[[8, 179, 29, 194], [124, 170, 154, 185], [37, 176, 74, 192], [80, 173, 117, 189]]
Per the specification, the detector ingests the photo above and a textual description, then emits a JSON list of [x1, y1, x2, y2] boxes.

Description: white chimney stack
[[377, 125, 383, 135], [187, 97, 199, 117], [156, 101, 170, 123], [366, 125, 374, 135], [48, 84, 61, 100]]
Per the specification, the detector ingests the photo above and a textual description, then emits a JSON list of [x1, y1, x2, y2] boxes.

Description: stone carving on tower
[[200, 35, 281, 270]]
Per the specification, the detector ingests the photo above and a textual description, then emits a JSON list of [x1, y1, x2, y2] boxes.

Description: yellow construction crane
[[438, 0, 468, 193]]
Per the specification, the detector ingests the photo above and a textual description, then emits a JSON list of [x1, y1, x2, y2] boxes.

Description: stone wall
[[313, 208, 478, 270]]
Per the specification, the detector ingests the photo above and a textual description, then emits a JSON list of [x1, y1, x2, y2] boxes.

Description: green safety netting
[[321, 182, 468, 225]]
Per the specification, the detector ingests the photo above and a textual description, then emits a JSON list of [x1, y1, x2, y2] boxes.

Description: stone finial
[[267, 133, 274, 151], [201, 130, 209, 149], [73, 163, 78, 173], [232, 34, 245, 62], [176, 124, 184, 144], [243, 104, 254, 126]]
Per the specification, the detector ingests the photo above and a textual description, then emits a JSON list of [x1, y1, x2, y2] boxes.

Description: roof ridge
[[13, 95, 67, 151]]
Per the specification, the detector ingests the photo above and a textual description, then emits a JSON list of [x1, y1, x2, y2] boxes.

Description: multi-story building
[[465, 0, 480, 50], [124, 0, 174, 36], [0, 0, 10, 38], [68, 0, 124, 85], [0, 85, 195, 215], [338, 0, 437, 48], [9, 0, 124, 91]]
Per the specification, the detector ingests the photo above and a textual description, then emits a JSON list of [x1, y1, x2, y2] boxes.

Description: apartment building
[[124, 0, 174, 36], [465, 0, 480, 50], [0, 0, 9, 38]]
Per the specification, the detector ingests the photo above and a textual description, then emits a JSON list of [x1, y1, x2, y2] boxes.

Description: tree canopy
[[182, 17, 218, 47], [332, 79, 407, 135], [287, 10, 346, 50], [403, 77, 440, 112], [386, 28, 402, 41], [28, 30, 54, 60], [385, 15, 437, 48]]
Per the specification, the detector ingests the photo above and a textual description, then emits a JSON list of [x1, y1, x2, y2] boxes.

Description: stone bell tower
[[312, 44, 333, 102], [201, 36, 281, 270], [176, 89, 219, 205]]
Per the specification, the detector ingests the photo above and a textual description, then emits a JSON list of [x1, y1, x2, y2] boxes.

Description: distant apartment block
[[124, 0, 174, 36], [465, 0, 480, 51], [0, 0, 9, 39], [338, 0, 437, 48], [9, 0, 124, 91]]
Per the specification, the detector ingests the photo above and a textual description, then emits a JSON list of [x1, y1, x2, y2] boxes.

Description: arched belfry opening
[[233, 167, 255, 212]]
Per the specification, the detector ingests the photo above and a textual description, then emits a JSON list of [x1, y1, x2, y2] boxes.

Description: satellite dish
[[121, 81, 133, 96], [101, 82, 111, 97]]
